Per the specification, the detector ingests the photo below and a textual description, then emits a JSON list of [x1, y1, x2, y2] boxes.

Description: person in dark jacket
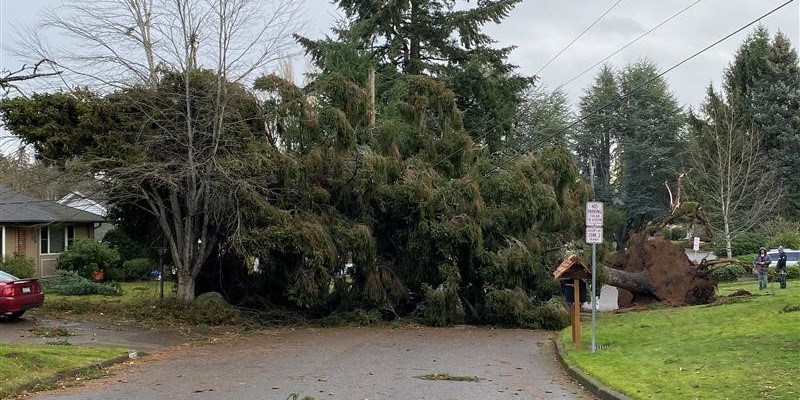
[[776, 246, 788, 289], [753, 247, 771, 290]]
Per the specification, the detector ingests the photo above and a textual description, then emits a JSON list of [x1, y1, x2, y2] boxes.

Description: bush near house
[[106, 258, 155, 282], [56, 239, 120, 280], [710, 264, 746, 283], [0, 254, 35, 278]]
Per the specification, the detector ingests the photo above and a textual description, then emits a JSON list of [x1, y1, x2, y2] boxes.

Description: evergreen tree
[[509, 86, 571, 152], [571, 65, 619, 203], [752, 33, 800, 216], [325, 0, 533, 152], [615, 61, 685, 230], [723, 26, 771, 123]]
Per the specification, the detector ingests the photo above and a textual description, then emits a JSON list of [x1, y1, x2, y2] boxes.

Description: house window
[[40, 227, 48, 254], [40, 225, 67, 254], [66, 225, 75, 248]]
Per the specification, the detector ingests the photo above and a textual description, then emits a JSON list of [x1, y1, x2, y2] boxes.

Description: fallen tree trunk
[[608, 233, 716, 305]]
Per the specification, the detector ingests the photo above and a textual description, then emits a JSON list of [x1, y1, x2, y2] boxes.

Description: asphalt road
[[23, 326, 595, 400]]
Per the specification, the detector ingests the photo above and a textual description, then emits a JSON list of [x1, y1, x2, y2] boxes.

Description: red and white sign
[[586, 202, 604, 227], [586, 226, 603, 244]]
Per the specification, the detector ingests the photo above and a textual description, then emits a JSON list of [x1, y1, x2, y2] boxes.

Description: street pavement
[[21, 326, 596, 400]]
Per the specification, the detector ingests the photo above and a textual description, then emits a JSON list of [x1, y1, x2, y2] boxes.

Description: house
[[0, 184, 105, 277], [57, 190, 112, 240]]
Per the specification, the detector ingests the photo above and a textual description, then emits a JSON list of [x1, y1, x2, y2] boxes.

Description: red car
[[0, 270, 44, 319]]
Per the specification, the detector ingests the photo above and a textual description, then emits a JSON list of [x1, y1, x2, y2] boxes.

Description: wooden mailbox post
[[554, 254, 591, 349]]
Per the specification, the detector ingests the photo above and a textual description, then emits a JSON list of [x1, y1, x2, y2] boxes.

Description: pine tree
[[325, 0, 533, 152], [615, 61, 685, 229], [751, 33, 800, 216], [723, 26, 771, 123], [571, 65, 619, 202]]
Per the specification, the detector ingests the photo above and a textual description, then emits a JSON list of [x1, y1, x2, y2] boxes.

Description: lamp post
[[157, 247, 166, 300]]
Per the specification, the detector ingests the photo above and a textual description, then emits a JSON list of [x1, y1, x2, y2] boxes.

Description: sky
[[1, 0, 799, 112]]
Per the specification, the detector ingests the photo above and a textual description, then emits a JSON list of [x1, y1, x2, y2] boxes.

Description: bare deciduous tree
[[687, 107, 781, 258], [13, 0, 303, 299], [0, 60, 61, 97]]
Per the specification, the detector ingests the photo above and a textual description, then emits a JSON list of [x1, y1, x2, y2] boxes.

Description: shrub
[[736, 253, 757, 265], [57, 239, 120, 279], [0, 254, 35, 278], [106, 258, 154, 281], [710, 264, 746, 283], [42, 272, 122, 296], [769, 266, 800, 280], [765, 231, 800, 250], [102, 228, 152, 261], [661, 226, 687, 240], [711, 233, 765, 257]]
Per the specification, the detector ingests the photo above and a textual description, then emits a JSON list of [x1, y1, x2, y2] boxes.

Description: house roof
[[0, 185, 105, 223], [58, 191, 108, 217]]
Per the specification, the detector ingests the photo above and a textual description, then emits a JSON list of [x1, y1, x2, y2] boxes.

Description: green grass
[[0, 343, 127, 398], [561, 280, 800, 400], [36, 281, 243, 328]]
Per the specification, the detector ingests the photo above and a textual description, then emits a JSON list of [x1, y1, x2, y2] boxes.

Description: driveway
[[21, 326, 595, 400], [0, 315, 188, 352]]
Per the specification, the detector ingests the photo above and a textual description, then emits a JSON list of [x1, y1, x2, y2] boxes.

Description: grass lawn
[[36, 281, 243, 327], [561, 280, 800, 400], [0, 343, 128, 398]]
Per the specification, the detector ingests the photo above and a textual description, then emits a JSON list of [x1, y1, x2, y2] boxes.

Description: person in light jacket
[[753, 247, 771, 290]]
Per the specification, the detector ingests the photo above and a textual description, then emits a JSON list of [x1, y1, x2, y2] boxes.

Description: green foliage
[[616, 61, 685, 229], [42, 273, 122, 296], [661, 226, 687, 241], [710, 264, 746, 283], [765, 231, 800, 250], [106, 258, 154, 282], [571, 65, 618, 202], [56, 239, 120, 279], [422, 265, 465, 327], [712, 233, 765, 257], [768, 265, 800, 280], [102, 228, 151, 262], [528, 299, 570, 330], [0, 254, 35, 279], [735, 253, 757, 265]]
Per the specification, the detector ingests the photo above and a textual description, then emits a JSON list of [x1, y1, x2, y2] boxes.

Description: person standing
[[776, 246, 788, 289], [753, 247, 771, 291]]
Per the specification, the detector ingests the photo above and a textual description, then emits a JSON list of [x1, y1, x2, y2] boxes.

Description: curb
[[553, 337, 632, 400], [4, 350, 143, 398]]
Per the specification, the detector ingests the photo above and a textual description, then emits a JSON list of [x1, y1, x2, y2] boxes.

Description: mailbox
[[553, 254, 593, 349]]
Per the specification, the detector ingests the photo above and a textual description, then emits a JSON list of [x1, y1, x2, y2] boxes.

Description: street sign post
[[585, 201, 603, 354]]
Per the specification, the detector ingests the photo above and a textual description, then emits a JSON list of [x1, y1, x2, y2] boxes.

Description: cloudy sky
[[1, 0, 799, 110]]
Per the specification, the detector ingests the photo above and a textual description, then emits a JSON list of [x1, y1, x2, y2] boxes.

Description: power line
[[556, 0, 704, 91], [455, 0, 798, 191], [535, 0, 624, 76]]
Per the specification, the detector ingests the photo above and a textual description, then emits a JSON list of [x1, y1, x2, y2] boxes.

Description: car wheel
[[6, 311, 25, 320]]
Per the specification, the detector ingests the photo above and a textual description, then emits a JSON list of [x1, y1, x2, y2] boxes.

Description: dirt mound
[[728, 289, 752, 297], [610, 233, 716, 305]]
